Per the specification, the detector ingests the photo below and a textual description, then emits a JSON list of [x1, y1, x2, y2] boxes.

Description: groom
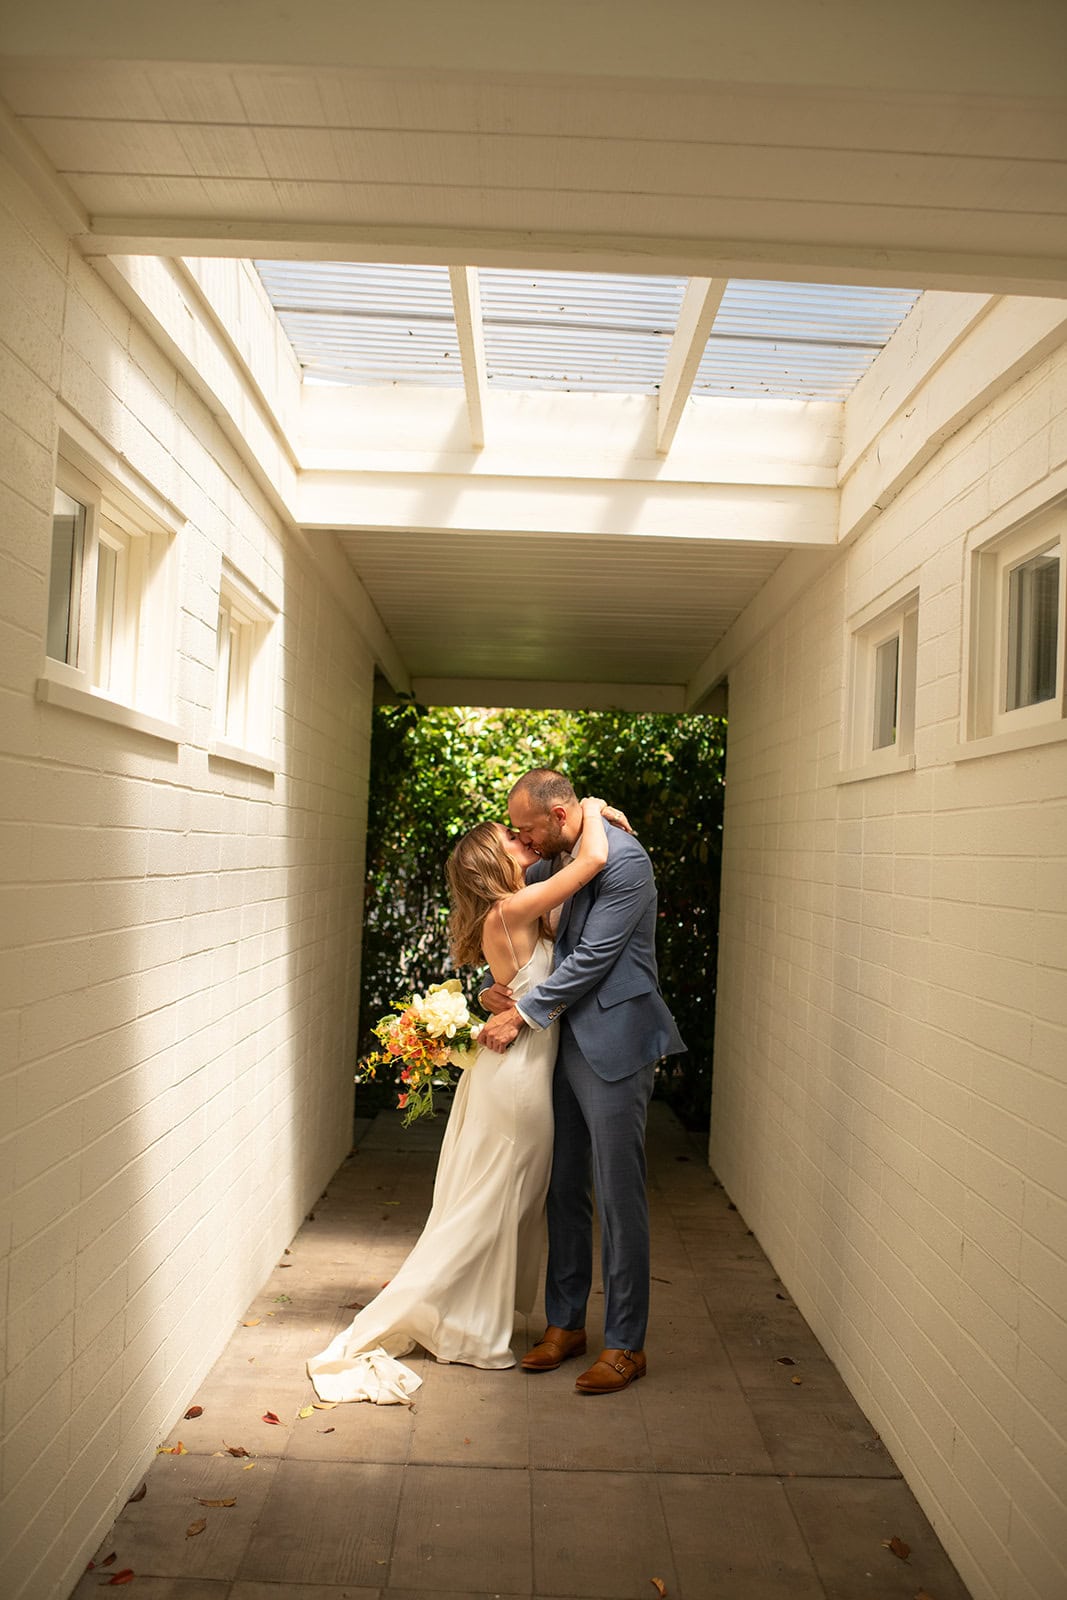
[[478, 768, 684, 1393]]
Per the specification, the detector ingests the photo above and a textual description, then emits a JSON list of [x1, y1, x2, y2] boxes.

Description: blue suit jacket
[[519, 822, 685, 1080]]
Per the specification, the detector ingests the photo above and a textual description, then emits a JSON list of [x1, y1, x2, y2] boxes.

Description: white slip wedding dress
[[307, 940, 558, 1404]]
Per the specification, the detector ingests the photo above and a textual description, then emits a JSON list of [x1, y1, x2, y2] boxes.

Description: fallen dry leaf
[[186, 1518, 207, 1539], [196, 1498, 236, 1508], [319, 1427, 335, 1434], [651, 1275, 672, 1284], [243, 1461, 256, 1470], [883, 1536, 911, 1562], [341, 1301, 364, 1311], [100, 1553, 117, 1567], [312, 1401, 337, 1411], [224, 1444, 250, 1457], [790, 1375, 803, 1385], [156, 1442, 187, 1455], [242, 1318, 260, 1327], [776, 1356, 797, 1366], [279, 1263, 292, 1268], [184, 1405, 203, 1419], [101, 1571, 135, 1586], [261, 1411, 281, 1426], [651, 1580, 668, 1597], [126, 1485, 147, 1504], [298, 1405, 314, 1419]]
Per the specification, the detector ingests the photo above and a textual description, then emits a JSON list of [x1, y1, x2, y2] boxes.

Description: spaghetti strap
[[498, 901, 520, 969]]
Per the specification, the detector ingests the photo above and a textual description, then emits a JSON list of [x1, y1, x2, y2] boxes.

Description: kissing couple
[[307, 768, 685, 1404]]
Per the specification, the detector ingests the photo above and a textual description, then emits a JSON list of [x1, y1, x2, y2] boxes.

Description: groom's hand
[[478, 1006, 525, 1053], [478, 981, 514, 1015]]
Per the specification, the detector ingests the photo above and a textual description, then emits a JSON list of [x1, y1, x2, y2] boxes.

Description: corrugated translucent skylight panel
[[479, 270, 686, 392], [694, 281, 922, 400], [253, 261, 922, 399], [254, 261, 462, 387]]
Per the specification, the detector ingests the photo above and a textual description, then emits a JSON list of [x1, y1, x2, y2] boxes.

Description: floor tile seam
[[289, 1458, 905, 1480]]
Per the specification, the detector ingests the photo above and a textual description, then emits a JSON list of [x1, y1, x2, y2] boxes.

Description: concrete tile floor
[[72, 1105, 973, 1600]]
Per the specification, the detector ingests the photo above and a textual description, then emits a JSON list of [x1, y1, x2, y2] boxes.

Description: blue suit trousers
[[544, 1018, 656, 1350]]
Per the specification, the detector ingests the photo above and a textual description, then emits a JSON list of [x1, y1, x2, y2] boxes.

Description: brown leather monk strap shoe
[[574, 1347, 647, 1393], [521, 1325, 587, 1372]]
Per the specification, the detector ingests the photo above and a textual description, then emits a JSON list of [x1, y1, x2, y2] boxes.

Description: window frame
[[41, 447, 178, 731], [210, 564, 278, 770], [963, 500, 1066, 751], [840, 580, 919, 782]]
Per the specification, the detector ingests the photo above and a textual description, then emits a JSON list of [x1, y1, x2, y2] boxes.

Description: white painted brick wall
[[0, 153, 374, 1598], [712, 337, 1067, 1600]]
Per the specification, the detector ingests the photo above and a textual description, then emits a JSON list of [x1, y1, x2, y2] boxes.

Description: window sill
[[952, 720, 1067, 763], [836, 751, 916, 785], [208, 738, 278, 775], [36, 673, 182, 745]]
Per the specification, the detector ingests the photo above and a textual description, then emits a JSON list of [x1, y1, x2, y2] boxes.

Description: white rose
[[419, 987, 471, 1038]]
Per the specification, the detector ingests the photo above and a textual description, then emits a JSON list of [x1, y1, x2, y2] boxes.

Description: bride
[[307, 796, 615, 1404]]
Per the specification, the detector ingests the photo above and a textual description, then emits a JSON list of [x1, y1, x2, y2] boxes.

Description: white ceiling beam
[[297, 470, 837, 546], [73, 220, 1067, 300], [407, 678, 687, 714], [656, 277, 727, 455], [448, 265, 488, 450]]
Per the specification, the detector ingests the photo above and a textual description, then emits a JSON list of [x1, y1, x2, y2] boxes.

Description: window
[[48, 487, 86, 665], [41, 452, 177, 732], [842, 584, 919, 779], [966, 504, 1066, 745], [212, 567, 276, 765]]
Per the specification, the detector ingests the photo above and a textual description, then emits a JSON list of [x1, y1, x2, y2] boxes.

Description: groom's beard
[[531, 817, 567, 859]]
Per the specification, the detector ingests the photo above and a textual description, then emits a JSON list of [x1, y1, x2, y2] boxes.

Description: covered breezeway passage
[[68, 1107, 974, 1600], [1, 7, 1065, 1600]]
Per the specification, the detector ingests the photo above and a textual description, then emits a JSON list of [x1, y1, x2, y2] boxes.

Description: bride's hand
[[580, 796, 635, 835]]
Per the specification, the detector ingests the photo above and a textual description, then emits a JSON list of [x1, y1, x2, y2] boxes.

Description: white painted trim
[[950, 720, 1067, 763], [835, 752, 917, 785], [207, 739, 279, 775], [56, 405, 186, 533], [297, 471, 837, 546], [656, 277, 727, 455], [840, 293, 994, 480], [0, 95, 89, 235], [35, 671, 183, 745], [174, 257, 301, 473], [839, 297, 1067, 549], [79, 219, 1067, 298], [408, 678, 686, 713], [448, 265, 488, 450]]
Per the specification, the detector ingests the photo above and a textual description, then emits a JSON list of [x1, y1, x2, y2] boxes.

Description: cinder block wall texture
[[711, 343, 1067, 1600], [0, 159, 374, 1596]]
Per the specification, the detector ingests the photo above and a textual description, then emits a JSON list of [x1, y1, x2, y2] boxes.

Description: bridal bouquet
[[358, 980, 484, 1126]]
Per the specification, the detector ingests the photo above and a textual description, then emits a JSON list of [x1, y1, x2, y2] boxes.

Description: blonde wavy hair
[[446, 823, 525, 966]]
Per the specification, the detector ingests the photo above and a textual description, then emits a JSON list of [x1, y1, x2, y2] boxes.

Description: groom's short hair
[[510, 768, 576, 812]]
